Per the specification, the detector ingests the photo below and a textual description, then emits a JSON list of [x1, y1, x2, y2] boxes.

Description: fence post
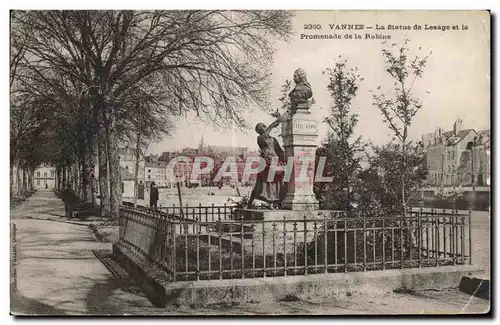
[[344, 218, 348, 273], [283, 216, 288, 276], [468, 209, 472, 265], [324, 216, 328, 274], [418, 215, 422, 268], [172, 220, 177, 282], [196, 215, 200, 281], [363, 217, 367, 271], [304, 215, 308, 275], [380, 217, 385, 270], [400, 214, 404, 269]]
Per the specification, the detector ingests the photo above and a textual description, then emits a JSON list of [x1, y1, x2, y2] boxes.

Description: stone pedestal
[[281, 107, 319, 211]]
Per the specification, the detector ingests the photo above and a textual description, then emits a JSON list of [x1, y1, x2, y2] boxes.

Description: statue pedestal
[[281, 109, 319, 211]]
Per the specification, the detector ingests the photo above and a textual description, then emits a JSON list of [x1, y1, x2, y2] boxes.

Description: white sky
[[146, 10, 490, 154]]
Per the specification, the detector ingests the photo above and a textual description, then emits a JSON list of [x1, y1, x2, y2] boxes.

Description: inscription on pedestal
[[292, 120, 318, 135]]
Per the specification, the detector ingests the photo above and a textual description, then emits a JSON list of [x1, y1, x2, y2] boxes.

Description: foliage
[[314, 58, 365, 210], [10, 10, 294, 214], [357, 143, 427, 213], [371, 39, 430, 213]]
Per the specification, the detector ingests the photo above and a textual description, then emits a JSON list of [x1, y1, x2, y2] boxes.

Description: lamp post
[[466, 136, 477, 211]]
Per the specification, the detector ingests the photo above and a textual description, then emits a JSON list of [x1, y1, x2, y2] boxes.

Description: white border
[[2, 1, 496, 324]]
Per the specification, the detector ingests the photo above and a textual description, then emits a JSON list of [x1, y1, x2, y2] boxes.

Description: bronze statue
[[289, 68, 313, 113], [247, 113, 288, 209]]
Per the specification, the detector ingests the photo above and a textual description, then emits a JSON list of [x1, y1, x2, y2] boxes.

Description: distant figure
[[45, 183, 48, 189], [62, 183, 77, 218], [150, 182, 159, 210]]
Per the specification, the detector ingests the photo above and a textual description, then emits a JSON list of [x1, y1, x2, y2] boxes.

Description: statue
[[247, 113, 288, 209], [289, 68, 313, 113]]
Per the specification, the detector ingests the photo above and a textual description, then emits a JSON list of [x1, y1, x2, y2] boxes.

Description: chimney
[[453, 119, 463, 135]]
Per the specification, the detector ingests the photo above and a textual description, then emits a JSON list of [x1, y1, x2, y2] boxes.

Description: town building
[[422, 119, 490, 193], [120, 166, 136, 199], [34, 165, 56, 189]]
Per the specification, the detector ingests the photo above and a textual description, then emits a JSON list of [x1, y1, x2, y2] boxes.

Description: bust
[[289, 68, 313, 113]]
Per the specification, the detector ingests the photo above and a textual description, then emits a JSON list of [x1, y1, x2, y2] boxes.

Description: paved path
[[10, 190, 154, 315]]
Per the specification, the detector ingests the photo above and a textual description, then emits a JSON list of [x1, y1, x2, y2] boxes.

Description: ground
[[10, 190, 490, 315]]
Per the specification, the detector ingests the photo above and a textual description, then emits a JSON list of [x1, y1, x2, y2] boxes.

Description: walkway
[[10, 190, 156, 315], [9, 190, 489, 315]]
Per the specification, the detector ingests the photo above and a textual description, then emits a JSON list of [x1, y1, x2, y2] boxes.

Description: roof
[[446, 129, 475, 146], [119, 166, 135, 181]]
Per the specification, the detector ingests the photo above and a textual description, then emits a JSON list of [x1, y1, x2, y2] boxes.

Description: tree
[[15, 10, 293, 217], [372, 39, 430, 214], [314, 58, 364, 210], [357, 143, 427, 213]]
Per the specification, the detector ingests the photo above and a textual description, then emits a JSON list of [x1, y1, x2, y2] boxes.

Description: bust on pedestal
[[281, 68, 319, 211]]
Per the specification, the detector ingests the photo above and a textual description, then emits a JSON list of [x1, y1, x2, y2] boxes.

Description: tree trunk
[[22, 168, 27, 195], [62, 165, 66, 189], [97, 116, 111, 217], [73, 163, 79, 194], [28, 168, 34, 191], [79, 137, 90, 203], [10, 165, 14, 195], [89, 140, 97, 207], [16, 165, 21, 196], [133, 131, 141, 207], [57, 167, 61, 190], [106, 119, 122, 218]]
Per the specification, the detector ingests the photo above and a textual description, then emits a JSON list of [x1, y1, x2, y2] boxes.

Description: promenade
[[10, 190, 489, 315]]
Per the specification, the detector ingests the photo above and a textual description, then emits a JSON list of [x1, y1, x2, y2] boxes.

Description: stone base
[[281, 194, 319, 211], [112, 242, 487, 307], [233, 209, 339, 256]]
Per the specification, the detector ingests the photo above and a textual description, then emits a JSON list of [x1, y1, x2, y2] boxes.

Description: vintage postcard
[[10, 10, 490, 316]]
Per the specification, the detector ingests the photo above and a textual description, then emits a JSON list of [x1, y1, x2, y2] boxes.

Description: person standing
[[247, 112, 288, 209], [150, 182, 159, 210], [62, 183, 77, 218]]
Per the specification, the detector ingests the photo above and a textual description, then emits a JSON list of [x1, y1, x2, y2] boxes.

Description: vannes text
[[303, 24, 365, 30]]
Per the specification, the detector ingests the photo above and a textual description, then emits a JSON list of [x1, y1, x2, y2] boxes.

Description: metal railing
[[121, 202, 236, 222], [118, 207, 472, 282]]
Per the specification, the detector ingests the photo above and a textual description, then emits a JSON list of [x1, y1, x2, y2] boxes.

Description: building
[[422, 119, 490, 191], [34, 165, 56, 189], [118, 146, 145, 182], [120, 166, 136, 198]]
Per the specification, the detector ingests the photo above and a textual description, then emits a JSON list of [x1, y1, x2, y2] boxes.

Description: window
[[44, 172, 47, 178], [36, 172, 40, 178], [148, 169, 151, 173], [148, 175, 151, 180], [36, 179, 40, 185], [50, 171, 54, 178], [44, 179, 47, 185]]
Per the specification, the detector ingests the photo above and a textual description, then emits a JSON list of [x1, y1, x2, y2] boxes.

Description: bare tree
[[14, 10, 293, 217]]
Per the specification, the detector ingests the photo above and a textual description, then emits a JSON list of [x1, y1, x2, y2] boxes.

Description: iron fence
[[121, 202, 236, 222], [118, 207, 472, 282]]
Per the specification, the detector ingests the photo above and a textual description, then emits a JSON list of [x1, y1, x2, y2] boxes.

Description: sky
[[147, 10, 490, 154]]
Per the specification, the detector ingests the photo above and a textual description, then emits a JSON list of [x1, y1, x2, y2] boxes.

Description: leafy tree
[[314, 58, 364, 210], [357, 143, 427, 213], [372, 39, 430, 214]]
